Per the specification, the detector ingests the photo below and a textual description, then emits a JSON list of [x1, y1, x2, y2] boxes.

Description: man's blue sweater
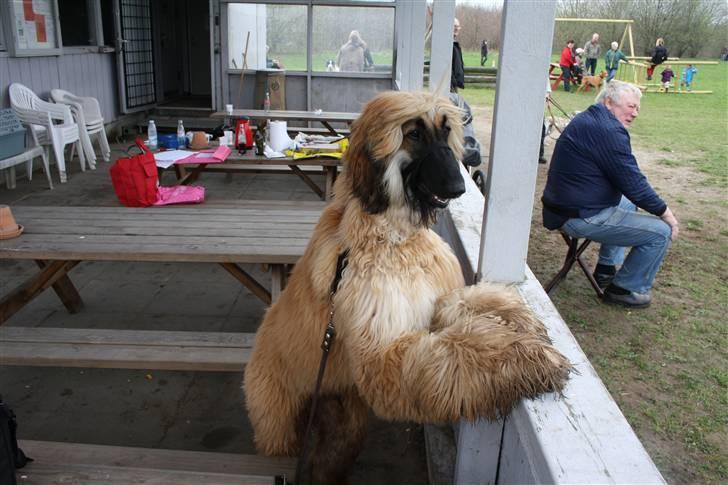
[[542, 103, 666, 230]]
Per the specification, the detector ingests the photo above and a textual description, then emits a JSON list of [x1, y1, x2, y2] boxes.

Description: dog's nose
[[442, 177, 465, 199]]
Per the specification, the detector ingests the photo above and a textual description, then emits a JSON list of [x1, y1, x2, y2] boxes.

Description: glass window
[[58, 0, 93, 46], [100, 0, 115, 47], [312, 6, 394, 73], [227, 4, 307, 71]]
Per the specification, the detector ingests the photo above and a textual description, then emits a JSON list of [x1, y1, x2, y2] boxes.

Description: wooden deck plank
[[18, 440, 295, 481], [8, 224, 316, 238], [9, 207, 323, 221], [0, 327, 253, 371], [17, 463, 273, 485]]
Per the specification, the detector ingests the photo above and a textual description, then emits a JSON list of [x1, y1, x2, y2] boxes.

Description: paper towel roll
[[269, 121, 293, 152]]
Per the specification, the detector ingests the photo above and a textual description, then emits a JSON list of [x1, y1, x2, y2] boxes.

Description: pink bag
[[153, 185, 205, 206]]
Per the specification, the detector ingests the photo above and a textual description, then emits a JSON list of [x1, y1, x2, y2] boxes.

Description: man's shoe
[[538, 157, 548, 164], [592, 271, 615, 289], [602, 285, 651, 308]]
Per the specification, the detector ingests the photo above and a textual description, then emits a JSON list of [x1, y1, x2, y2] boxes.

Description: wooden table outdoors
[[0, 203, 321, 325], [0, 203, 318, 481], [173, 150, 341, 200], [210, 108, 359, 136]]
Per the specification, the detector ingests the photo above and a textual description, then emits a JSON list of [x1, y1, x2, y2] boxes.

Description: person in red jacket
[[559, 40, 575, 92]]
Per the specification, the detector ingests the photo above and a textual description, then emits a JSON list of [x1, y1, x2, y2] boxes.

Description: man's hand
[[661, 207, 679, 241]]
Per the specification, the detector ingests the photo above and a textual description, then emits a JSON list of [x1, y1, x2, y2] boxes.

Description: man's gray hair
[[595, 80, 642, 105]]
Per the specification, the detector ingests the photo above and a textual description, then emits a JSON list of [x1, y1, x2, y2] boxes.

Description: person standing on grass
[[559, 40, 575, 92], [451, 18, 465, 92], [541, 81, 679, 309], [605, 41, 628, 82], [679, 64, 698, 92], [480, 40, 489, 66], [583, 33, 601, 76], [660, 65, 675, 93]]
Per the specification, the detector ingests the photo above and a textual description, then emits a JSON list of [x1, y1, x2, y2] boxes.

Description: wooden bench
[[211, 108, 358, 137], [18, 440, 294, 484]]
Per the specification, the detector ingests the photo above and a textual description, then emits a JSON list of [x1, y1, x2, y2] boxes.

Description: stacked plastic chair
[[51, 89, 111, 166], [9, 83, 86, 183]]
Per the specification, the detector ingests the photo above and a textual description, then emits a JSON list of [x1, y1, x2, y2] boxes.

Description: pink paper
[[176, 145, 232, 165]]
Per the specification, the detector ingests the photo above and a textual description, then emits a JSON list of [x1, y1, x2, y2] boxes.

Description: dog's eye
[[407, 130, 420, 140]]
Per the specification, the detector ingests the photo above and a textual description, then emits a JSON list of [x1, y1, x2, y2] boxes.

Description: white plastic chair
[[51, 89, 110, 165], [9, 83, 86, 183]]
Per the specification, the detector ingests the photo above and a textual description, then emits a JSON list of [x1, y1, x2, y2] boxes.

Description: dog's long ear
[[346, 133, 388, 213]]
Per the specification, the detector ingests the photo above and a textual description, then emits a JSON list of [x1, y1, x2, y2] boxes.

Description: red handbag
[[110, 138, 159, 207]]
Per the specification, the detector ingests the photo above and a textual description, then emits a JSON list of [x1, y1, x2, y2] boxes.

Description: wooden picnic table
[[0, 202, 316, 481], [210, 108, 359, 136], [173, 149, 341, 200], [0, 202, 322, 325]]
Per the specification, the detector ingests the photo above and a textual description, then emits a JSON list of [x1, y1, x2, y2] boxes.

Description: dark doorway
[[155, 0, 212, 108]]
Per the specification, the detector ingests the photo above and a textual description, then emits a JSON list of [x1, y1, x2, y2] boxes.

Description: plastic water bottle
[[177, 119, 186, 148], [264, 91, 271, 112], [147, 120, 157, 150]]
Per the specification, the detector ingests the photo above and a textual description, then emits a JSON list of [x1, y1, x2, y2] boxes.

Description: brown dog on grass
[[577, 70, 607, 93]]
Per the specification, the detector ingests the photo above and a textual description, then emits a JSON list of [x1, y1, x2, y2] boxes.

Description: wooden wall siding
[[0, 52, 119, 122]]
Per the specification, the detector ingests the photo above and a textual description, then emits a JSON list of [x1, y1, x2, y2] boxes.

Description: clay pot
[[0, 205, 23, 240], [190, 131, 210, 150]]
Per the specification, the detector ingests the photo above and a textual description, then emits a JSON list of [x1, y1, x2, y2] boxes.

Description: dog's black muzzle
[[416, 141, 465, 203]]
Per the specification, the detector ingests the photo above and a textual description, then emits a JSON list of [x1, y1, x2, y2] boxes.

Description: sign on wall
[[3, 0, 62, 56]]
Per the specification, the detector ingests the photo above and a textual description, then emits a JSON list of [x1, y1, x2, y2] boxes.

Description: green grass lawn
[[462, 50, 727, 483]]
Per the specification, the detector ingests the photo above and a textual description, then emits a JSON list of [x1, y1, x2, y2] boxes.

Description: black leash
[[294, 250, 349, 484]]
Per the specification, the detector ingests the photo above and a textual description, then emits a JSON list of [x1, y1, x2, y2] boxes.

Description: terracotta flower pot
[[0, 205, 23, 240]]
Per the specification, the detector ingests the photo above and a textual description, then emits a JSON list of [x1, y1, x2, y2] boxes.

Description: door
[[115, 0, 157, 113]]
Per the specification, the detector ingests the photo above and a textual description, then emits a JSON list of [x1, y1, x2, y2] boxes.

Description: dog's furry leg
[[244, 349, 306, 455], [296, 389, 369, 485], [344, 284, 571, 423]]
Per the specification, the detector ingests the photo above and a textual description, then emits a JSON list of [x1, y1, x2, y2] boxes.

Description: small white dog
[[325, 59, 339, 72]]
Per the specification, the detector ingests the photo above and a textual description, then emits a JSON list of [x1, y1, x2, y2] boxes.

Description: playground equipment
[[615, 59, 717, 94]]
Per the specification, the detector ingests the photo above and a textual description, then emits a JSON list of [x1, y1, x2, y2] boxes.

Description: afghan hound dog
[[244, 91, 570, 484]]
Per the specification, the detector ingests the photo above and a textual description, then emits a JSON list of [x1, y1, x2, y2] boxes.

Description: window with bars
[[120, 0, 156, 108]]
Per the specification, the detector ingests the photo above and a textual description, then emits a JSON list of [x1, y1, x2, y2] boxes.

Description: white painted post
[[429, 1, 455, 96], [478, 0, 557, 284], [394, 0, 426, 92]]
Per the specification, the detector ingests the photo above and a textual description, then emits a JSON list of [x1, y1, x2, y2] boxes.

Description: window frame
[[221, 0, 396, 76], [0, 5, 6, 51]]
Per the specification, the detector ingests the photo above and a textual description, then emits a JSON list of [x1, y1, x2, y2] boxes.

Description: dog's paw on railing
[[350, 283, 572, 423]]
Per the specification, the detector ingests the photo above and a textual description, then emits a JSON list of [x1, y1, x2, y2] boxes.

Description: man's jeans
[[585, 58, 597, 76], [560, 65, 571, 91], [561, 197, 671, 294], [607, 68, 618, 82]]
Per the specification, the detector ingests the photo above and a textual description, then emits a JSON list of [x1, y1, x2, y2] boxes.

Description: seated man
[[541, 81, 679, 308]]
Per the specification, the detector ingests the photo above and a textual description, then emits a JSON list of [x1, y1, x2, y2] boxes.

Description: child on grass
[[660, 65, 675, 92], [679, 64, 698, 92]]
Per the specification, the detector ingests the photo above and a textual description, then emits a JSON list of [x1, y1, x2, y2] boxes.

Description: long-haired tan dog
[[244, 91, 570, 483]]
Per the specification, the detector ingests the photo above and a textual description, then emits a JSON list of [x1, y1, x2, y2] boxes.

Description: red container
[[235, 117, 253, 150]]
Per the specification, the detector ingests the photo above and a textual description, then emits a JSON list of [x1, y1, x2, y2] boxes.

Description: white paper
[[154, 150, 193, 168]]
